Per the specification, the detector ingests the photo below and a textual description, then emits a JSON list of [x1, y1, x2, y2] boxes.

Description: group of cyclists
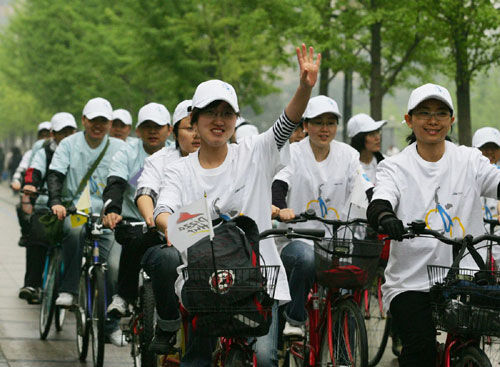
[[7, 43, 500, 367]]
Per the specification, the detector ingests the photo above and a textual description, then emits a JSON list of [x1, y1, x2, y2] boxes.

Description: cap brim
[[85, 112, 112, 120], [193, 97, 239, 113], [408, 94, 453, 114], [473, 137, 500, 148], [304, 109, 342, 119]]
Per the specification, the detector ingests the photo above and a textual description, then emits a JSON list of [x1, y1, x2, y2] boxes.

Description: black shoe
[[18, 236, 29, 247], [149, 327, 177, 355], [19, 286, 36, 302], [28, 288, 41, 304]]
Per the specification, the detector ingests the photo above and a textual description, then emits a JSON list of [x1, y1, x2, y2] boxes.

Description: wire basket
[[181, 265, 279, 337], [314, 236, 384, 290], [427, 265, 500, 337], [181, 265, 279, 313]]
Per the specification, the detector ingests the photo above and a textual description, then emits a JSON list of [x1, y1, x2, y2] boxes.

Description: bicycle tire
[[360, 271, 389, 367], [318, 298, 368, 367], [55, 307, 66, 331], [39, 250, 58, 340], [76, 270, 90, 361], [224, 344, 256, 367], [91, 268, 106, 367], [140, 279, 156, 367], [455, 345, 492, 367]]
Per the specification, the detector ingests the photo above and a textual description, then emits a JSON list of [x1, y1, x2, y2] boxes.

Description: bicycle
[[385, 220, 500, 366], [482, 218, 500, 366], [70, 202, 111, 367], [19, 188, 67, 339], [115, 220, 188, 367], [182, 224, 325, 367], [358, 234, 401, 366], [280, 210, 384, 367]]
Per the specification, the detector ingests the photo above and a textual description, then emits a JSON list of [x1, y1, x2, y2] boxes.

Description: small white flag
[[168, 194, 214, 254], [349, 169, 373, 210]]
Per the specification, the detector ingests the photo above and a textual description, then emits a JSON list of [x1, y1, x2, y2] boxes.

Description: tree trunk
[[319, 49, 330, 96], [342, 69, 353, 142], [369, 21, 383, 120], [455, 75, 471, 146], [454, 36, 471, 146]]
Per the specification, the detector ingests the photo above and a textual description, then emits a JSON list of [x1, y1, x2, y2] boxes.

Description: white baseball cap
[[82, 97, 113, 120], [137, 102, 171, 128], [173, 100, 192, 126], [347, 113, 387, 138], [37, 121, 52, 132], [235, 117, 259, 143], [472, 127, 500, 148], [407, 83, 454, 114], [192, 80, 239, 113], [51, 112, 77, 132], [303, 95, 342, 119], [112, 109, 132, 126]]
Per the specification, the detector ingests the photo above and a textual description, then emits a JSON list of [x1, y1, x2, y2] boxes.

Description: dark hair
[[350, 131, 384, 163], [190, 100, 240, 125], [172, 121, 181, 149], [405, 109, 454, 145]]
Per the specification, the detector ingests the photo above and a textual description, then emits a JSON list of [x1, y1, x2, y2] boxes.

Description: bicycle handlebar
[[259, 227, 325, 241], [279, 208, 368, 227]]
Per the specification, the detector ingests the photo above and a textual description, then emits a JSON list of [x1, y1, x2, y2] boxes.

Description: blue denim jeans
[[280, 240, 315, 325], [141, 245, 182, 331], [181, 302, 279, 367]]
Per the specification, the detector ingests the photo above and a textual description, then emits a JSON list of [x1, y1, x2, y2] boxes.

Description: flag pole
[[204, 193, 219, 294]]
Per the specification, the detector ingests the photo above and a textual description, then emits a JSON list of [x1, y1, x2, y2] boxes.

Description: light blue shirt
[[27, 139, 45, 167], [108, 138, 149, 220], [30, 144, 51, 209], [49, 132, 126, 212]]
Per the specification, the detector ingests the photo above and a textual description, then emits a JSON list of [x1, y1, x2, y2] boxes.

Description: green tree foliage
[[0, 0, 291, 139], [421, 0, 500, 145]]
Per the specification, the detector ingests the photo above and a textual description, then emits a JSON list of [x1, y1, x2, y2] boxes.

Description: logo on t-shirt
[[424, 188, 465, 237]]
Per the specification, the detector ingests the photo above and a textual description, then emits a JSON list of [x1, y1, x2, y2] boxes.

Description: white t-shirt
[[360, 156, 378, 184], [274, 137, 373, 251], [136, 146, 181, 198], [155, 127, 291, 301], [372, 141, 500, 308]]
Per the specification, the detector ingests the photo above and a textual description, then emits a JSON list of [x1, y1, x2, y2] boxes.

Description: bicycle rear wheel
[[91, 267, 106, 367], [39, 250, 59, 340], [76, 270, 90, 361], [455, 345, 492, 367], [319, 298, 368, 367], [360, 271, 389, 367]]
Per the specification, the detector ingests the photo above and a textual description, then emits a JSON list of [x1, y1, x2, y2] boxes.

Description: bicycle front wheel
[[360, 272, 389, 367], [91, 268, 106, 367], [76, 270, 90, 361], [139, 279, 156, 367], [319, 298, 368, 367], [39, 250, 59, 340], [455, 345, 492, 367]]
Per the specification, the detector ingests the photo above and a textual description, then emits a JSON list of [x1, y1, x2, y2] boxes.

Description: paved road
[[0, 183, 403, 366]]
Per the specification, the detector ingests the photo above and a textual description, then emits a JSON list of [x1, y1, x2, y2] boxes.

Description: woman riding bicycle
[[271, 95, 373, 337], [367, 83, 500, 367], [154, 44, 320, 367], [347, 113, 387, 184]]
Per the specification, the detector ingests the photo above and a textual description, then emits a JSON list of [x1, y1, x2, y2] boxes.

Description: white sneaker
[[108, 328, 128, 347], [107, 294, 128, 317], [55, 292, 74, 307], [283, 321, 305, 337]]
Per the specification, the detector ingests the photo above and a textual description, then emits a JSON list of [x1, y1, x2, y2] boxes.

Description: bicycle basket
[[314, 236, 383, 290], [181, 265, 279, 337], [427, 265, 500, 337]]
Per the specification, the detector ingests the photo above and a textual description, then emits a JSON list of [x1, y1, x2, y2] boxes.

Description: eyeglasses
[[413, 111, 451, 121], [201, 109, 236, 121], [308, 120, 338, 127]]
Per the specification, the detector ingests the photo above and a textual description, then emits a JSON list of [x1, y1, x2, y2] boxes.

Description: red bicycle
[[282, 211, 384, 367]]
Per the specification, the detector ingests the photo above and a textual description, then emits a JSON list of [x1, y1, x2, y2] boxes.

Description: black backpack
[[181, 216, 274, 337]]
